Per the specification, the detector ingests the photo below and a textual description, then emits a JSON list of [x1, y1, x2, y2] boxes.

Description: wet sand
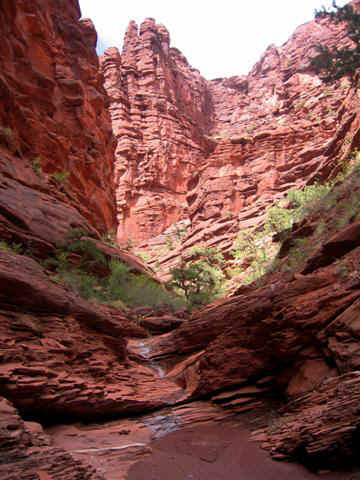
[[48, 403, 359, 480], [128, 422, 358, 480]]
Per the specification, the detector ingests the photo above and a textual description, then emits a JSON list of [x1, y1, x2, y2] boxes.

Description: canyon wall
[[103, 7, 360, 275], [100, 19, 214, 246], [0, 2, 169, 477], [2, 0, 360, 476], [0, 0, 116, 251]]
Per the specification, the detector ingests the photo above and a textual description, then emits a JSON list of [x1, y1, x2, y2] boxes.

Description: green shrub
[[166, 236, 174, 251], [54, 228, 106, 270], [32, 156, 42, 175], [117, 272, 185, 310], [189, 246, 225, 266], [233, 229, 263, 260], [46, 238, 184, 310], [170, 262, 216, 306], [265, 183, 333, 238], [52, 170, 70, 185], [287, 183, 332, 213], [102, 230, 117, 247], [232, 229, 270, 285], [105, 260, 185, 309], [309, 2, 360, 84], [0, 240, 22, 254], [267, 205, 293, 234], [66, 227, 89, 241], [42, 251, 69, 271], [67, 238, 107, 268], [58, 269, 100, 300], [105, 260, 130, 299], [136, 250, 152, 263], [230, 181, 337, 286], [174, 224, 188, 241]]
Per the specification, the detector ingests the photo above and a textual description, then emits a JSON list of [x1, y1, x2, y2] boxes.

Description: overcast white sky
[[79, 0, 348, 79]]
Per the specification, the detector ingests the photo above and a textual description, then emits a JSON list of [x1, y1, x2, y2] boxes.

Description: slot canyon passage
[[4, 0, 360, 479]]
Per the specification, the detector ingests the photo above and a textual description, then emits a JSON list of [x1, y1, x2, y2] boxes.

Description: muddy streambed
[[48, 337, 358, 479], [47, 402, 357, 480]]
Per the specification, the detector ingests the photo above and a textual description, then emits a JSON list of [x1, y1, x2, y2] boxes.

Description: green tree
[[310, 1, 360, 83], [170, 262, 216, 306], [170, 247, 225, 306]]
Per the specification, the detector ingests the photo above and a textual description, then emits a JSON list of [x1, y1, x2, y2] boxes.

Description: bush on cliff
[[104, 260, 185, 309], [231, 180, 338, 285], [44, 229, 184, 310], [232, 229, 270, 285], [309, 1, 360, 84], [267, 182, 333, 237], [233, 160, 360, 285]]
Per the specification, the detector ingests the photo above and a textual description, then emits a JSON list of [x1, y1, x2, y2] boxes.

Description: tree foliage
[[170, 247, 225, 307], [310, 1, 360, 83]]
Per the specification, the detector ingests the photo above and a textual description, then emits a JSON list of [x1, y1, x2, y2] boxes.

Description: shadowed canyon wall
[[0, 0, 116, 251]]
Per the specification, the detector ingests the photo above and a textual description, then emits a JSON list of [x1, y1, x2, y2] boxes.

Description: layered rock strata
[[0, 0, 173, 428], [0, 0, 116, 251], [100, 19, 214, 246], [252, 372, 360, 468], [2, 0, 360, 475], [0, 396, 105, 480], [142, 166, 360, 466], [0, 250, 183, 420], [102, 8, 360, 275]]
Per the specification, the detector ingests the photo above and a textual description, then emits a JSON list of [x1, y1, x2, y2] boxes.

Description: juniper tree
[[310, 1, 360, 83], [170, 247, 225, 307]]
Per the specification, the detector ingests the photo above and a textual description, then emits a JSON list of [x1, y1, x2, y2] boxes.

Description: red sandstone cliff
[[0, 0, 170, 424], [102, 8, 360, 276], [0, 0, 116, 250], [100, 19, 214, 247], [186, 17, 354, 251], [2, 0, 360, 477]]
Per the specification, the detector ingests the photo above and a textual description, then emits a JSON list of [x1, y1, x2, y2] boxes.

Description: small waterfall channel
[[127, 338, 167, 379], [44, 334, 327, 480], [46, 338, 241, 479]]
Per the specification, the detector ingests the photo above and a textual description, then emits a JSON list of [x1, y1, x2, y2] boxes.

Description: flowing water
[[46, 337, 357, 480]]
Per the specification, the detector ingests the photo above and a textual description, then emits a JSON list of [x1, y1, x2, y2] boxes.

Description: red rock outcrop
[[100, 19, 214, 246], [0, 396, 105, 479], [0, 250, 184, 420], [0, 0, 116, 251], [142, 164, 360, 466], [252, 372, 360, 468], [3, 0, 360, 475], [184, 17, 355, 255], [0, 0, 183, 431], [102, 7, 360, 276]]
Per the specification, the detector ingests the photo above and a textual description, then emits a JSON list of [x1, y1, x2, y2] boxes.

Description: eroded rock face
[[2, 0, 360, 474], [0, 396, 105, 479], [0, 0, 116, 248], [142, 244, 360, 467], [252, 372, 360, 468], [0, 250, 184, 420], [0, 0, 183, 430], [141, 162, 360, 467], [100, 19, 214, 246], [185, 18, 353, 254], [102, 10, 360, 275]]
